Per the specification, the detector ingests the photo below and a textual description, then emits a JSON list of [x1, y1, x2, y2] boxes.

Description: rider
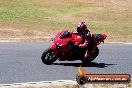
[[76, 22, 96, 58]]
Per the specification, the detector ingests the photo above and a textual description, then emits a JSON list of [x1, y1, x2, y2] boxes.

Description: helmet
[[77, 22, 87, 33]]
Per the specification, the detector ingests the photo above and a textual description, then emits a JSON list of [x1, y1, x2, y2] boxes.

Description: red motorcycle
[[41, 30, 107, 65]]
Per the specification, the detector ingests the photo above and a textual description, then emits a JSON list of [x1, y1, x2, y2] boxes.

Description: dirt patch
[[0, 27, 52, 41], [78, 0, 132, 6]]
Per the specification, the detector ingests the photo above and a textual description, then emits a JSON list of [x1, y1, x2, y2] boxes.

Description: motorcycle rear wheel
[[81, 47, 99, 64], [41, 48, 57, 65], [91, 47, 99, 60]]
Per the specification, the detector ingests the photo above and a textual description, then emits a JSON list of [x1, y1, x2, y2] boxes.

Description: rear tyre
[[91, 47, 99, 60], [41, 48, 57, 65], [81, 47, 99, 64]]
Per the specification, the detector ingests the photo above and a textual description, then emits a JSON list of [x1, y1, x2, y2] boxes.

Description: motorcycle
[[41, 30, 107, 65]]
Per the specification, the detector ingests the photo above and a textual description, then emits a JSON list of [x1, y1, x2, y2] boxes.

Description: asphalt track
[[0, 42, 132, 84]]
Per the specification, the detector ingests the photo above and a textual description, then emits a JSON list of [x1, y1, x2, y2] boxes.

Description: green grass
[[0, 0, 132, 42]]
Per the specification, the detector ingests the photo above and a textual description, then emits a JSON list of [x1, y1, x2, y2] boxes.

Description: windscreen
[[59, 31, 71, 39]]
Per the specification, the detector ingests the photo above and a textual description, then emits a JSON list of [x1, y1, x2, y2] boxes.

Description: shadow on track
[[52, 62, 116, 68]]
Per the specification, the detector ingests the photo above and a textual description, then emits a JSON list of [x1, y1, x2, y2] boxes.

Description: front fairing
[[51, 30, 83, 51], [71, 33, 83, 44], [50, 31, 84, 58], [51, 31, 73, 51]]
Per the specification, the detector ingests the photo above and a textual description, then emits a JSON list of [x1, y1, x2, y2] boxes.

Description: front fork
[[50, 43, 59, 56]]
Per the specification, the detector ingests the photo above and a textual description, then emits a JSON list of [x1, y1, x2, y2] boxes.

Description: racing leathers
[[78, 31, 96, 58]]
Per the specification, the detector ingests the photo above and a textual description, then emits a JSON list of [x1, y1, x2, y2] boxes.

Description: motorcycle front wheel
[[41, 48, 57, 65]]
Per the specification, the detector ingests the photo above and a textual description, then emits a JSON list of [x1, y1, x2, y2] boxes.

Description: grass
[[0, 0, 132, 42]]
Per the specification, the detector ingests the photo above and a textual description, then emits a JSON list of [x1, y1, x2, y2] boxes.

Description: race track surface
[[0, 42, 132, 84]]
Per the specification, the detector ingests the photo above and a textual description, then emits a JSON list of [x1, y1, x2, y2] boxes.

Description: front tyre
[[41, 48, 57, 65]]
